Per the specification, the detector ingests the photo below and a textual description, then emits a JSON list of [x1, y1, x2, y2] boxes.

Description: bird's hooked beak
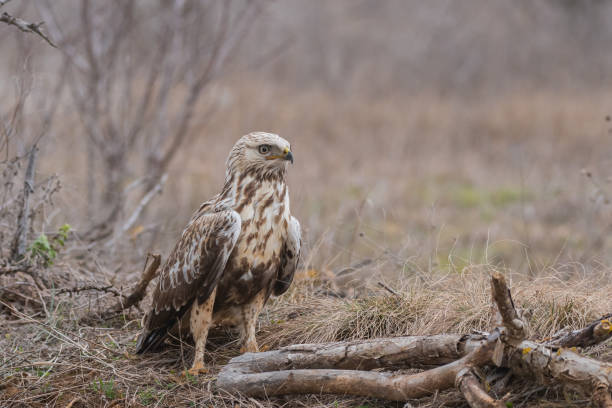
[[268, 147, 293, 164], [283, 147, 294, 164]]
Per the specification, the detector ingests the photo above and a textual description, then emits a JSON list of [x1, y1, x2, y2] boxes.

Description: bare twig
[[105, 174, 167, 247], [0, 10, 56, 47], [0, 261, 32, 276], [377, 281, 400, 297], [55, 285, 121, 297], [100, 253, 161, 318]]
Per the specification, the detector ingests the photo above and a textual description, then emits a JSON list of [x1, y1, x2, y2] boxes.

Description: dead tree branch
[[218, 332, 499, 401], [490, 271, 527, 345], [547, 314, 612, 348], [510, 340, 612, 407], [218, 273, 612, 406], [222, 334, 487, 374], [456, 368, 505, 408], [0, 8, 56, 47]]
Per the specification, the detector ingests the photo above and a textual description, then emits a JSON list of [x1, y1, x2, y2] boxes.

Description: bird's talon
[[240, 344, 259, 354], [185, 361, 208, 376]]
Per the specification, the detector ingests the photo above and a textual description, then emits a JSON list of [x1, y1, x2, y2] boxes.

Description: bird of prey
[[135, 132, 300, 374]]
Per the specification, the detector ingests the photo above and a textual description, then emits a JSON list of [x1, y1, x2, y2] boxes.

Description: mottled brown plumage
[[135, 132, 300, 374]]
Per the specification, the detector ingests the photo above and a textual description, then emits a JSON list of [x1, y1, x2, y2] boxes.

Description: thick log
[[216, 273, 612, 405], [217, 332, 498, 400], [221, 334, 485, 373]]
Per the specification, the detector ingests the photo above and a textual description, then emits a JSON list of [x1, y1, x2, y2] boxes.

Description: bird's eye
[[258, 145, 271, 155]]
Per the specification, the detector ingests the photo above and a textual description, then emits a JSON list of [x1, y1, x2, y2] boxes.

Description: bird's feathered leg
[[188, 287, 217, 375], [239, 291, 267, 353]]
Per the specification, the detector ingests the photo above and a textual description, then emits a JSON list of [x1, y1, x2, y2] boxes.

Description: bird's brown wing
[[273, 215, 301, 295], [135, 209, 241, 353]]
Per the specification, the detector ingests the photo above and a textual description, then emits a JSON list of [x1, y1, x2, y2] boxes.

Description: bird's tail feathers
[[135, 327, 167, 354]]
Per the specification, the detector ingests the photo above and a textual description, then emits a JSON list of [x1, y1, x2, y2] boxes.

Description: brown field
[[1, 1, 612, 407]]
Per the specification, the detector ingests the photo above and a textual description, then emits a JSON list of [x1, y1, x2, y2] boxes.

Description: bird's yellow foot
[[185, 360, 208, 376], [240, 343, 268, 353], [240, 344, 258, 354]]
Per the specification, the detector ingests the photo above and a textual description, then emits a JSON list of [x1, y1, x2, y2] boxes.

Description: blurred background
[[2, 0, 612, 286]]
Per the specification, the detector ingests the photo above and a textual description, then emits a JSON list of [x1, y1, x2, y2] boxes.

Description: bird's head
[[226, 132, 293, 178]]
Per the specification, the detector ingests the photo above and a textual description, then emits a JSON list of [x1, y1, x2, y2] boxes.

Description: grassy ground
[[2, 81, 612, 407], [1, 264, 611, 407]]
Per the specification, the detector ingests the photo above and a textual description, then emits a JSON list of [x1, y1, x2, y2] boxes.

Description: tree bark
[[218, 332, 499, 401], [11, 145, 38, 261], [547, 314, 612, 348], [456, 368, 505, 408]]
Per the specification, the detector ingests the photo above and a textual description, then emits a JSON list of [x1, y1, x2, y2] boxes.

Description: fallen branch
[[218, 273, 612, 406], [510, 340, 612, 407], [547, 314, 612, 348], [456, 368, 505, 408], [221, 334, 487, 374], [218, 331, 499, 401]]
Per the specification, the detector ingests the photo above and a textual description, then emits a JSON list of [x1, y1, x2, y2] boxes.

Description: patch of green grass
[[138, 388, 157, 405], [34, 368, 50, 378], [91, 378, 118, 400], [490, 187, 529, 207], [183, 370, 198, 385], [448, 184, 531, 209], [451, 184, 485, 208]]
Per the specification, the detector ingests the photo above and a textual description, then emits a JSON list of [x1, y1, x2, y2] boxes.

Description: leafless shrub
[[36, 0, 262, 245]]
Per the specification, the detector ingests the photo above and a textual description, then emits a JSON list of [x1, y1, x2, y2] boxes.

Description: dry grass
[[260, 265, 612, 349], [1, 261, 610, 407]]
